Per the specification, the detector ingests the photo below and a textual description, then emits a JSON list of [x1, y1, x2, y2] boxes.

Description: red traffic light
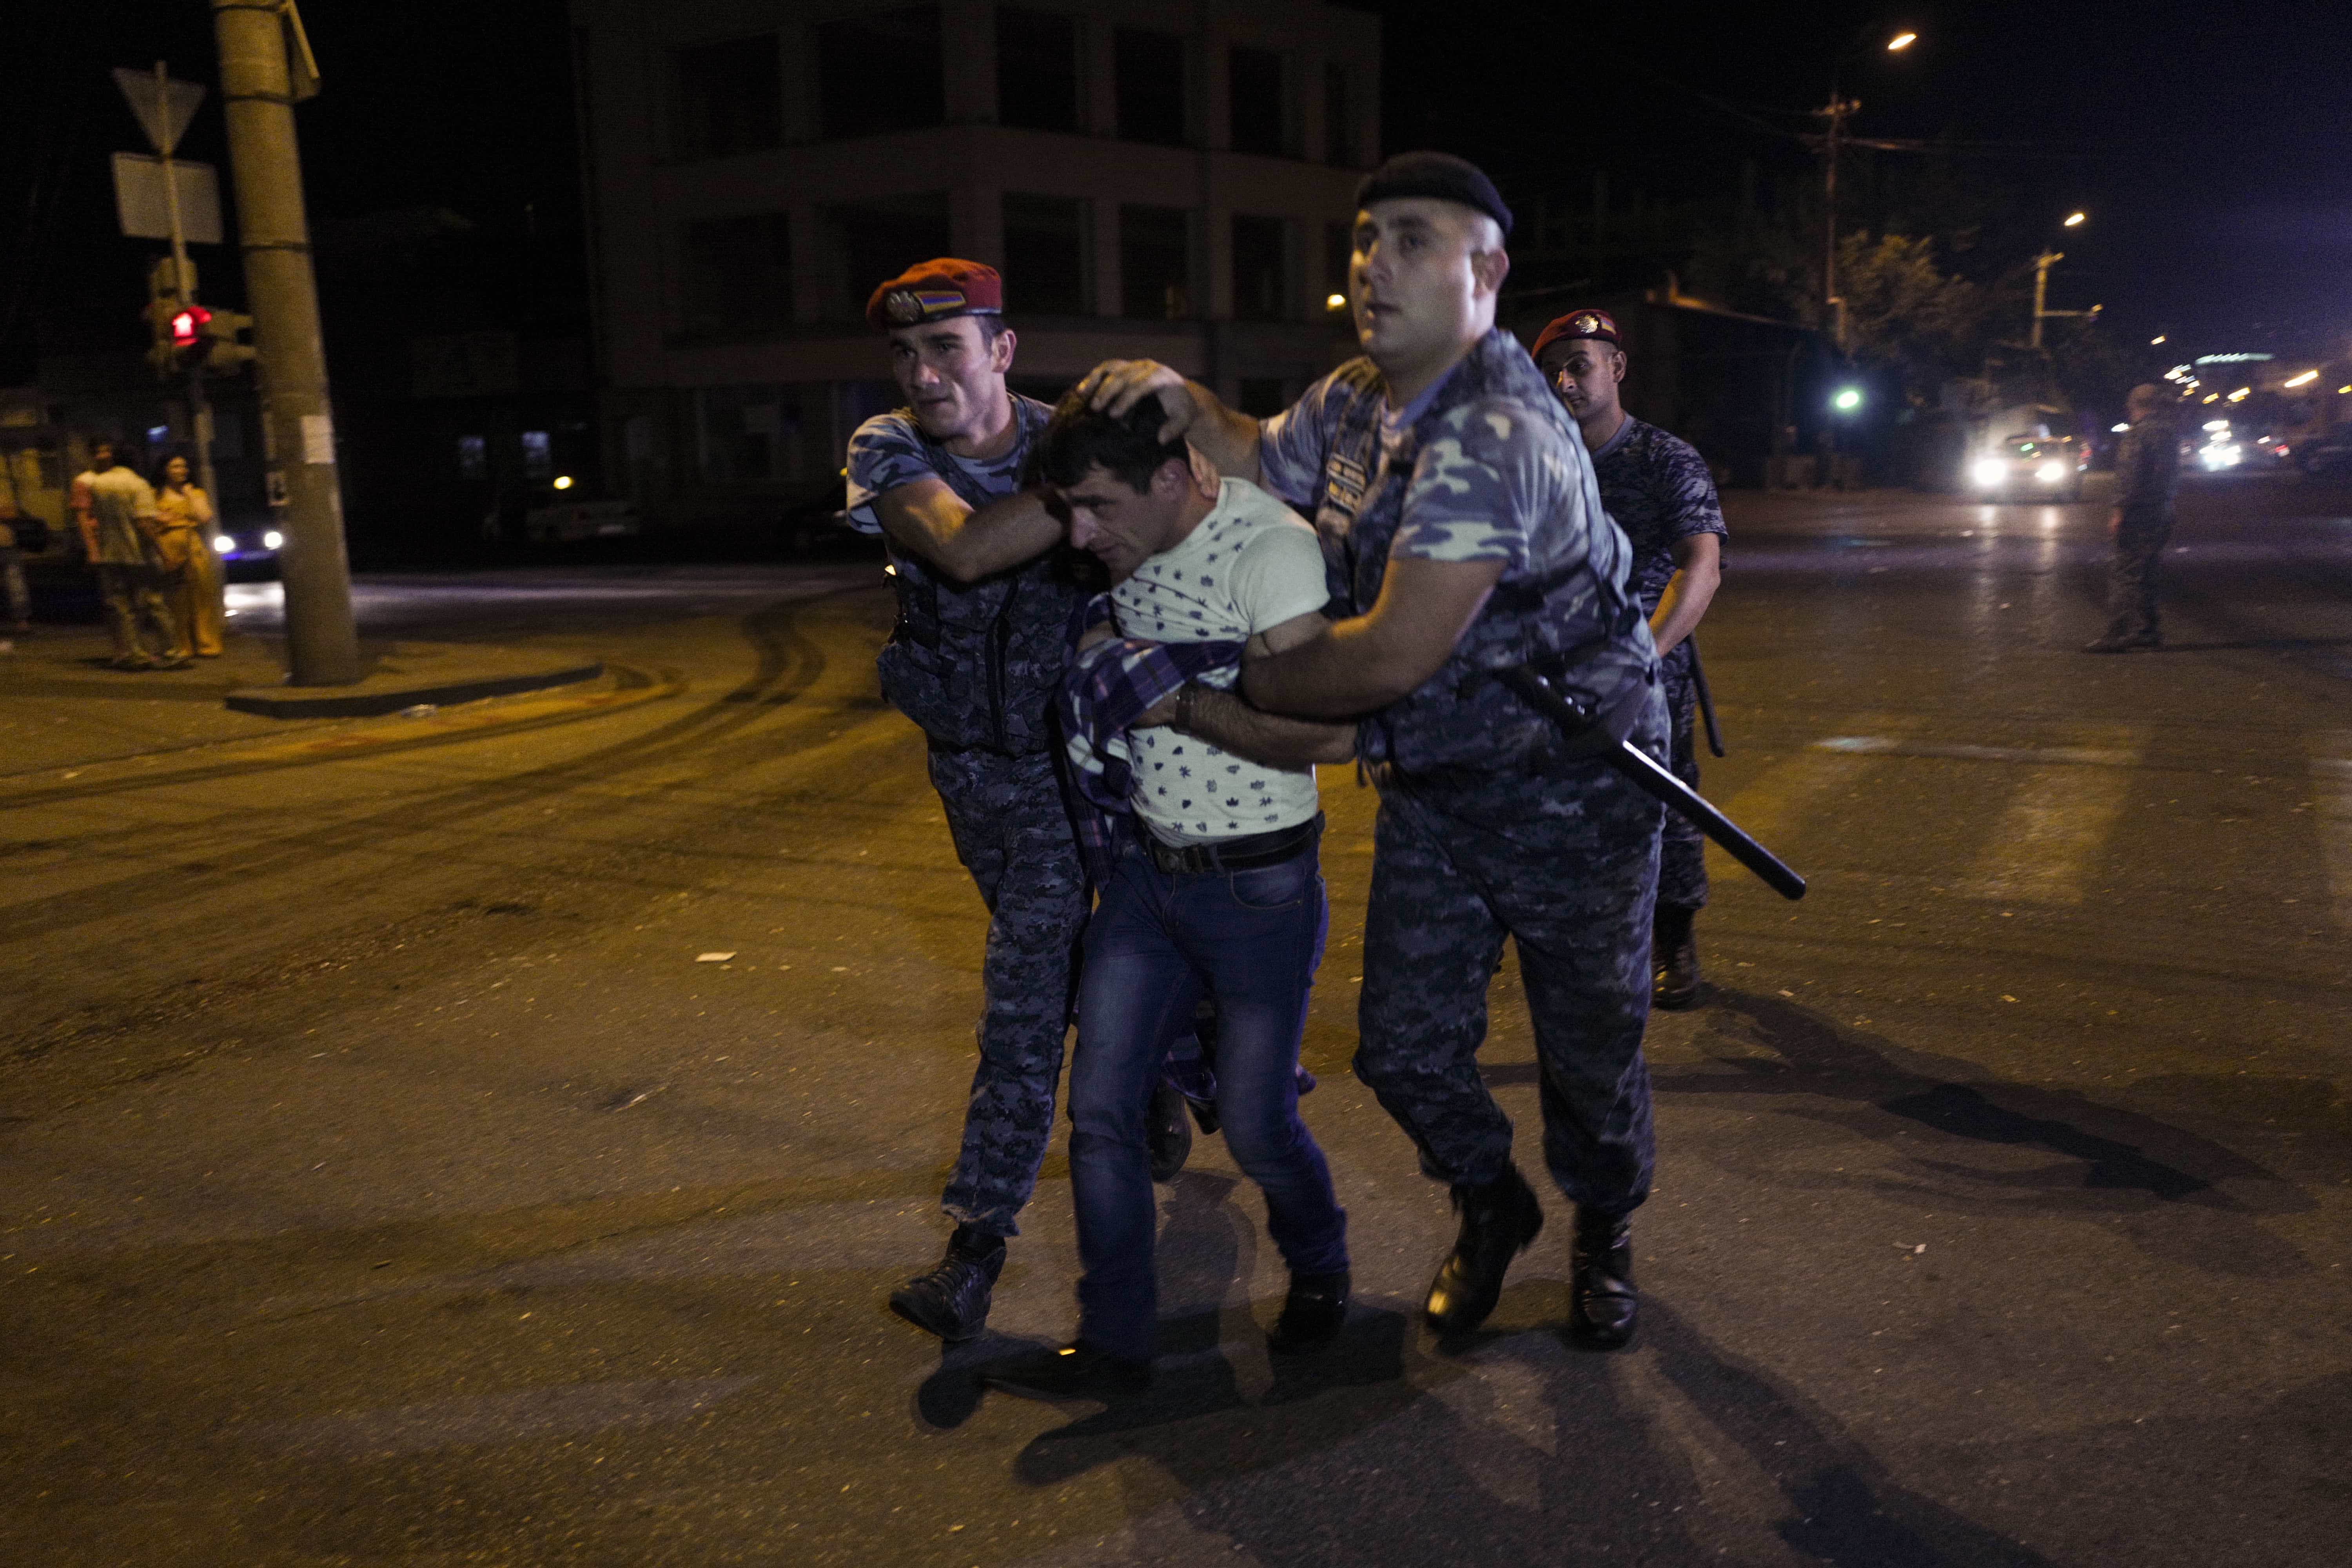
[[169, 305, 211, 348]]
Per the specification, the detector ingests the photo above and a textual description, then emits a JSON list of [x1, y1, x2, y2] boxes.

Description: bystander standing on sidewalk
[[71, 441, 184, 671], [0, 497, 34, 641], [152, 455, 226, 658]]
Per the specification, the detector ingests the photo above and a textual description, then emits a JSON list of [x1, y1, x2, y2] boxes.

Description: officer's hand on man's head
[[1076, 360, 1196, 445]]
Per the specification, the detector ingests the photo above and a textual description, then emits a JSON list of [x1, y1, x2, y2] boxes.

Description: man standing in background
[[1535, 310, 1725, 1009], [2084, 383, 2180, 653], [71, 441, 182, 671]]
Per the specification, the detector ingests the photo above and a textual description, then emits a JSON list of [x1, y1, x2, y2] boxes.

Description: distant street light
[[2063, 211, 2086, 227], [2282, 369, 2318, 388], [1324, 292, 1347, 311], [1887, 32, 1917, 51], [2151, 334, 2167, 345], [1832, 386, 1864, 412]]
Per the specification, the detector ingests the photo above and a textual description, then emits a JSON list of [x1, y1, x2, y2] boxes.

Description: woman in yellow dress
[[152, 455, 225, 657]]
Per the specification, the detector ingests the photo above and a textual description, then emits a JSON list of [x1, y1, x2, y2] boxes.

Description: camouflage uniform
[[1259, 327, 1667, 1213], [847, 394, 1093, 1237], [2103, 413, 2181, 643], [1592, 417, 1726, 914]]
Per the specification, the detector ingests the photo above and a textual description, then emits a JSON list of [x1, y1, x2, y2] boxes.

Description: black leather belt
[[1142, 813, 1321, 875]]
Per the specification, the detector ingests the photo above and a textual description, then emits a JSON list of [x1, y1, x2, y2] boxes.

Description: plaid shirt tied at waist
[[1057, 593, 1245, 885]]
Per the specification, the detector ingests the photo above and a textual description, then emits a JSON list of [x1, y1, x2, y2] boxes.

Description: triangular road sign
[[112, 65, 207, 156]]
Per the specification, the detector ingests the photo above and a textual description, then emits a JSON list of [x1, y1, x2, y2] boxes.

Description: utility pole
[[1819, 96, 1853, 353], [210, 0, 359, 686], [2030, 250, 2060, 350]]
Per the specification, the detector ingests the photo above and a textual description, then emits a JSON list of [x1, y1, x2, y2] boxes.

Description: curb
[[223, 660, 604, 719]]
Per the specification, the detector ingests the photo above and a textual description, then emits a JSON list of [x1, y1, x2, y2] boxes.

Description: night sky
[[4, 0, 2346, 377]]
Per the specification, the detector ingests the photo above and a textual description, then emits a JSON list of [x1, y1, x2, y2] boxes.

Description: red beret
[[1532, 309, 1623, 362], [865, 258, 1004, 331]]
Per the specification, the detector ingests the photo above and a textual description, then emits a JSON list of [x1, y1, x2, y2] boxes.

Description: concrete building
[[568, 0, 1380, 534]]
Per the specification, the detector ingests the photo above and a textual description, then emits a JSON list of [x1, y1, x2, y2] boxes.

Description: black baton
[[1686, 636, 1726, 758], [1499, 667, 1806, 902]]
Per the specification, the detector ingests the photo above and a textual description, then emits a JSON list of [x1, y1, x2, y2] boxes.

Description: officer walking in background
[[2084, 383, 2181, 652], [1080, 152, 1667, 1350], [844, 260, 1101, 1343], [1535, 310, 1726, 1008]]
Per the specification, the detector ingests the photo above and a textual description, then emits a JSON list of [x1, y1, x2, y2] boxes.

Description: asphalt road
[[3, 472, 2348, 1566]]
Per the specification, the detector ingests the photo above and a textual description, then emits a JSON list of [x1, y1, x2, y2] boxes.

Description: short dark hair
[[1036, 387, 1186, 493]]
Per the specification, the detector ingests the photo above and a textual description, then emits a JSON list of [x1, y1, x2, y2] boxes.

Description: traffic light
[[144, 255, 199, 377], [200, 307, 255, 373], [170, 303, 211, 350]]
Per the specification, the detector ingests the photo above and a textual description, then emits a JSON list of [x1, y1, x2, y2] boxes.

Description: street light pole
[[1817, 29, 1913, 354], [210, 0, 359, 686]]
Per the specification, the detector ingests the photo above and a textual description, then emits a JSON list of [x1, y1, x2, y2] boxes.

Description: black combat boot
[[978, 1341, 1152, 1402], [1147, 1077, 1194, 1182], [1423, 1164, 1544, 1335], [1568, 1207, 1638, 1349], [888, 1225, 1005, 1342], [1268, 1269, 1351, 1354], [1653, 905, 1702, 1011]]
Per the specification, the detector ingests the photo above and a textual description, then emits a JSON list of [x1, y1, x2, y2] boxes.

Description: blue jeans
[[1068, 831, 1349, 1361]]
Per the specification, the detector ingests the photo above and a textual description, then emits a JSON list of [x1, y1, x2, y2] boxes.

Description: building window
[[998, 7, 1079, 132], [1229, 47, 1284, 156], [1004, 194, 1089, 315], [1231, 215, 1285, 321], [457, 435, 487, 480], [698, 386, 810, 482], [521, 430, 554, 479], [819, 196, 953, 320], [668, 34, 783, 161], [1114, 28, 1186, 146], [678, 212, 793, 338], [1120, 205, 1191, 319], [1324, 62, 1352, 166], [818, 7, 944, 140]]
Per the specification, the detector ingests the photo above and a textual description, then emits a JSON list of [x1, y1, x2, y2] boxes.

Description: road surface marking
[[1717, 714, 1926, 877], [2316, 734, 2352, 930], [1956, 724, 2148, 904], [1813, 736, 2139, 768]]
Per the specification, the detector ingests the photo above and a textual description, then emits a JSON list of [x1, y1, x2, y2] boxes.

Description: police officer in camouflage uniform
[[846, 259, 1096, 1342], [2084, 383, 2180, 653], [1080, 153, 1666, 1348], [1535, 309, 1726, 1009]]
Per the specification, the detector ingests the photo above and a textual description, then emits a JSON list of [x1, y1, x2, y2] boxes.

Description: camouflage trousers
[[1357, 716, 1665, 1214], [927, 744, 1090, 1238], [1659, 646, 1708, 915]]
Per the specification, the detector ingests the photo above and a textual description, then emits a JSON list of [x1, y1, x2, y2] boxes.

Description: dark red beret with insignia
[[1532, 308, 1623, 361], [864, 258, 1005, 331]]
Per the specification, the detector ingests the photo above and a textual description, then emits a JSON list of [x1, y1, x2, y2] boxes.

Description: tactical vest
[[1307, 334, 1653, 771], [875, 397, 1089, 755]]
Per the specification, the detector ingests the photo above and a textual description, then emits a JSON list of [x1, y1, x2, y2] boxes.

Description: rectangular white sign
[[110, 153, 223, 244]]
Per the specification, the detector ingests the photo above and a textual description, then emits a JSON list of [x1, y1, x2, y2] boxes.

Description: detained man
[[847, 259, 1186, 1345], [1078, 152, 1666, 1349], [978, 397, 1356, 1400], [1535, 309, 1726, 1009]]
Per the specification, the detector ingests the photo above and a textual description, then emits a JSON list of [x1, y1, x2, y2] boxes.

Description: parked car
[[1968, 433, 2087, 502], [480, 481, 639, 546]]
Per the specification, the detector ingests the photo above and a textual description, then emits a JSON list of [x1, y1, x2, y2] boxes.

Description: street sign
[[110, 153, 224, 244], [111, 67, 206, 156]]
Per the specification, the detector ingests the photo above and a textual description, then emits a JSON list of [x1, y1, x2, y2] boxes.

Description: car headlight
[[1971, 458, 2009, 487], [2035, 460, 2068, 483], [262, 530, 284, 549], [212, 535, 236, 552], [2200, 444, 2239, 470]]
